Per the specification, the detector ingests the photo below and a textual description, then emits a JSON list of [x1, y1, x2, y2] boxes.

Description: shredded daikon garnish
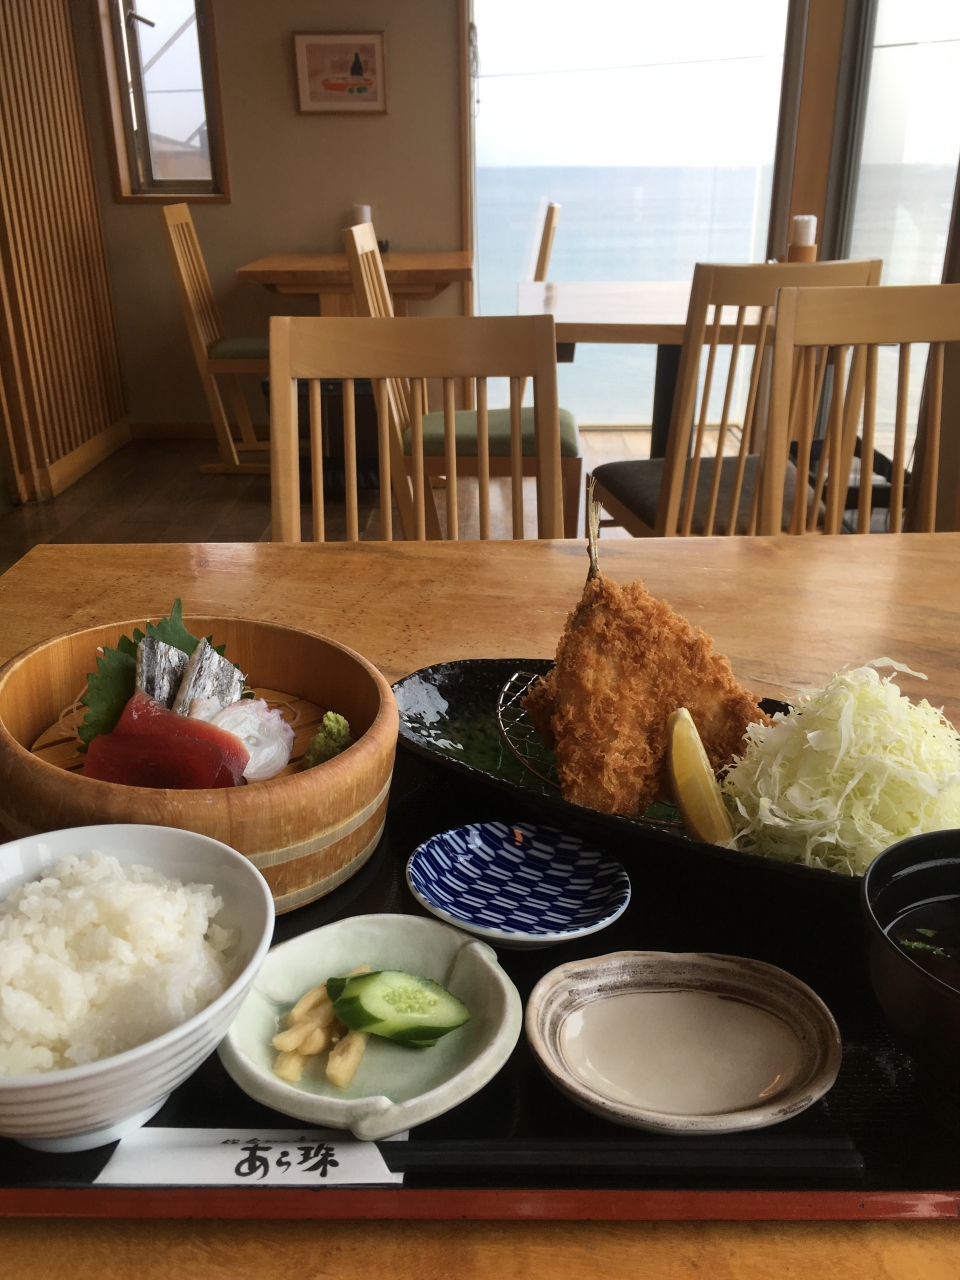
[[722, 662, 960, 875]]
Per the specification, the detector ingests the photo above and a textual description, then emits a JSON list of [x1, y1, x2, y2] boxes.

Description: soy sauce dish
[[525, 952, 841, 1134], [406, 821, 631, 950], [862, 830, 960, 1067]]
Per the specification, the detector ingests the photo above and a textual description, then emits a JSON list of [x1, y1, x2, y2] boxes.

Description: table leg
[[318, 293, 356, 317], [651, 344, 682, 459]]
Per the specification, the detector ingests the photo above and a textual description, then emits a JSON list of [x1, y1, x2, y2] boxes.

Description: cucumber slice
[[325, 975, 349, 1004], [332, 970, 469, 1048]]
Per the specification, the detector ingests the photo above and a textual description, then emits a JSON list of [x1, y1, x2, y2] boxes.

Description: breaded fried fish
[[524, 500, 766, 817]]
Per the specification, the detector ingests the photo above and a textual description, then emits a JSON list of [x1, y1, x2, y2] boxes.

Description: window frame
[[93, 0, 230, 203], [820, 0, 878, 259]]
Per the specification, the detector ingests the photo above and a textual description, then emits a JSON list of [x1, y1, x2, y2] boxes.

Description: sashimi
[[82, 692, 249, 789], [82, 730, 239, 789], [205, 699, 295, 781], [171, 638, 244, 716]]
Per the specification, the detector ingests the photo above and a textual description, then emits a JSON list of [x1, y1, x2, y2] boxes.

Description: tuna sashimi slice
[[82, 730, 239, 788], [81, 692, 249, 789], [118, 692, 250, 772]]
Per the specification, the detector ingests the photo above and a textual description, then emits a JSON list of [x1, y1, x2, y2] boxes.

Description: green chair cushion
[[208, 335, 269, 361], [404, 406, 580, 458]]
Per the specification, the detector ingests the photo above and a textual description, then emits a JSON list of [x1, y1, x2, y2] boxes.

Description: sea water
[[476, 163, 956, 425]]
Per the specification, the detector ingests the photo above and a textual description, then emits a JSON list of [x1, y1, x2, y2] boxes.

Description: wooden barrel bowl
[[0, 617, 398, 914]]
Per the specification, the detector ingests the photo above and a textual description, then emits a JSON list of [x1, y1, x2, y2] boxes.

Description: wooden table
[[517, 280, 764, 455], [2, 535, 960, 1277], [519, 280, 696, 457], [237, 250, 474, 315], [518, 279, 693, 345]]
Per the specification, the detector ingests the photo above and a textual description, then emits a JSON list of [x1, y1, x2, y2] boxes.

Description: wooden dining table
[[237, 250, 474, 315], [518, 280, 706, 457], [518, 280, 770, 457], [1, 534, 960, 1279], [518, 279, 694, 346]]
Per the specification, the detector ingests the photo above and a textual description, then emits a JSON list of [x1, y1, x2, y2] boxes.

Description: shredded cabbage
[[722, 662, 960, 875]]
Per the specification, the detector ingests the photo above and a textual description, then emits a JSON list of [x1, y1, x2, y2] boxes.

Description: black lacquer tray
[[3, 750, 960, 1221], [394, 658, 852, 894]]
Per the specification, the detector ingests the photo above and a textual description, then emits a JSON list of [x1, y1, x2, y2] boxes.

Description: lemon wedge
[[667, 707, 734, 845]]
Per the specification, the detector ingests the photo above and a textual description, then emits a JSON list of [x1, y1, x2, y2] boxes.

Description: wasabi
[[305, 711, 354, 767]]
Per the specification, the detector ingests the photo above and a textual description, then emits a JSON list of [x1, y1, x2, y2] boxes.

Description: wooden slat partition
[[0, 0, 127, 502]]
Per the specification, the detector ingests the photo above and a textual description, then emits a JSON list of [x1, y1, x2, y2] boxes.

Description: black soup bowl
[[862, 830, 960, 1068]]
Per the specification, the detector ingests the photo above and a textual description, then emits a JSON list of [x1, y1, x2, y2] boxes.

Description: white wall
[[71, 0, 464, 425]]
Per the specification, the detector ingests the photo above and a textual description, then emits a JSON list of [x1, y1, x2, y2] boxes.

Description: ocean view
[[477, 165, 772, 423], [477, 163, 956, 425]]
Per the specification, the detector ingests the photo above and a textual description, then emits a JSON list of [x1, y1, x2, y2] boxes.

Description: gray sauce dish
[[861, 829, 960, 1067]]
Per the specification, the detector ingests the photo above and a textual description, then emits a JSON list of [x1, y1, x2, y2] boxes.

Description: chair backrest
[[516, 204, 561, 407], [342, 221, 419, 461], [763, 283, 960, 536], [657, 257, 883, 537], [343, 221, 394, 318], [533, 203, 560, 282], [270, 315, 564, 543], [159, 203, 224, 367]]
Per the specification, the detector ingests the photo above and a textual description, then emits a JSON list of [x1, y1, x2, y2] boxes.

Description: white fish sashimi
[[208, 699, 295, 781], [188, 696, 222, 722], [171, 638, 244, 717], [135, 636, 188, 708]]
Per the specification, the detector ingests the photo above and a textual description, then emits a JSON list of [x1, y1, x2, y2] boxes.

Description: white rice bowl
[[0, 852, 238, 1076], [0, 824, 273, 1151]]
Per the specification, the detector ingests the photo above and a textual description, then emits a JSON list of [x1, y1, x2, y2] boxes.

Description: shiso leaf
[[144, 598, 226, 658], [78, 638, 137, 746], [78, 600, 227, 747]]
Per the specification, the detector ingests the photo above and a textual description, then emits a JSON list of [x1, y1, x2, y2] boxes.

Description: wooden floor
[[0, 440, 270, 576], [0, 430, 661, 575]]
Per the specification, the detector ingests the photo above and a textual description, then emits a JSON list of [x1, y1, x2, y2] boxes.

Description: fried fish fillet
[[525, 570, 766, 817]]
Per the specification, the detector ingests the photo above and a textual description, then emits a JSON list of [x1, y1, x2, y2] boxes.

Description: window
[[848, 1, 960, 284], [473, 0, 791, 425], [99, 0, 228, 199], [846, 0, 960, 463]]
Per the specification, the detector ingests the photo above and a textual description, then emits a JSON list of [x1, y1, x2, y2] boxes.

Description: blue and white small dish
[[406, 822, 631, 950]]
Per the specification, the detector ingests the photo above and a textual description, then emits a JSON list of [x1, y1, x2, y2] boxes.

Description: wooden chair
[[534, 201, 560, 283], [591, 258, 882, 538], [517, 203, 560, 406], [270, 315, 564, 543], [762, 283, 960, 535], [343, 222, 583, 537], [160, 204, 269, 475]]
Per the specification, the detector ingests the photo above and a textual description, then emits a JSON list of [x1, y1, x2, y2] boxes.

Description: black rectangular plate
[[393, 658, 853, 895], [2, 752, 957, 1196]]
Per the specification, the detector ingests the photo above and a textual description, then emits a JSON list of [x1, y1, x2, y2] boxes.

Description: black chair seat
[[593, 454, 806, 535]]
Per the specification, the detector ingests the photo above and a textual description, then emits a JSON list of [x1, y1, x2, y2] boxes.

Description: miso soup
[[887, 895, 960, 993]]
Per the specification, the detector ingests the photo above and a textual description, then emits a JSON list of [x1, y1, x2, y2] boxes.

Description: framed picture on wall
[[294, 33, 386, 113]]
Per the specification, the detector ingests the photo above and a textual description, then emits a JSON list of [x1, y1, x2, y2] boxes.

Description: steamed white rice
[[0, 852, 237, 1076]]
